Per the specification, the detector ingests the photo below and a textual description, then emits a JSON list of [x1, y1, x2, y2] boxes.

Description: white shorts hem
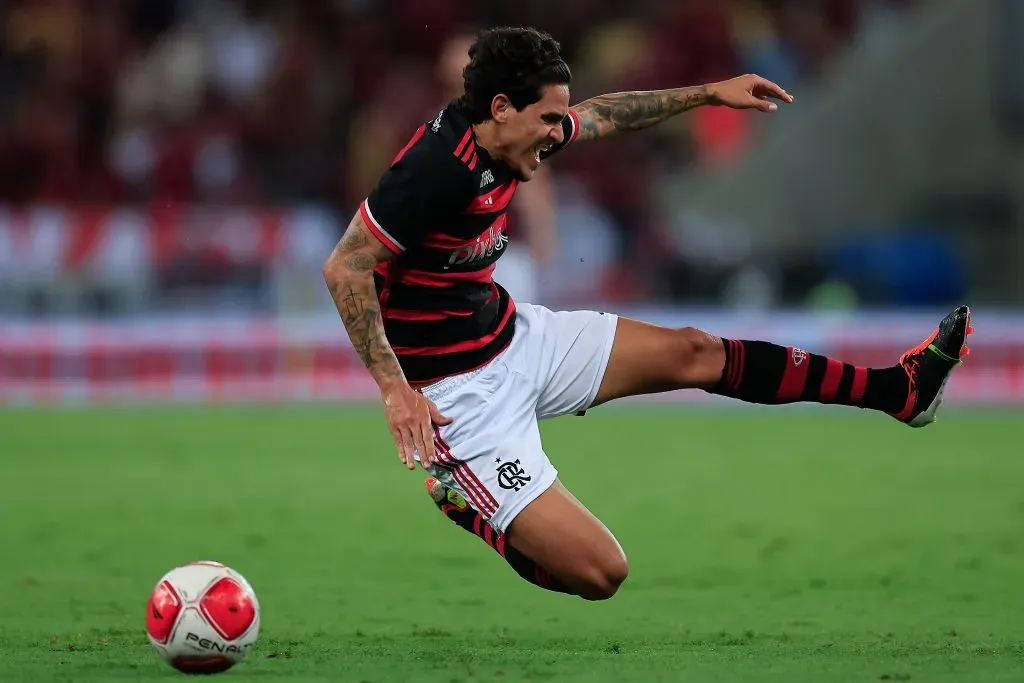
[[579, 312, 619, 414], [488, 466, 559, 533]]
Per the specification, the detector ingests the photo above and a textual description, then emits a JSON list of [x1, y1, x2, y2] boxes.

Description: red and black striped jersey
[[360, 102, 580, 383]]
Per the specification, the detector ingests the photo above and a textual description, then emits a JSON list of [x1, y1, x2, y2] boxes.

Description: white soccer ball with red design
[[145, 561, 260, 674]]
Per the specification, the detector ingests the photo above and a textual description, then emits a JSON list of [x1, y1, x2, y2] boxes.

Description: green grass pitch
[[1, 406, 1022, 682]]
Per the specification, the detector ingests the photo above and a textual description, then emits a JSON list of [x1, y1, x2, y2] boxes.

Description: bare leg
[[590, 311, 972, 427], [505, 480, 628, 600], [592, 318, 726, 406], [427, 477, 626, 599], [427, 308, 972, 599]]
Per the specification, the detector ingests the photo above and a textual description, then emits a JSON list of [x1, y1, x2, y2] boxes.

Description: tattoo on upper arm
[[337, 217, 392, 270], [324, 214, 404, 384], [571, 85, 711, 141]]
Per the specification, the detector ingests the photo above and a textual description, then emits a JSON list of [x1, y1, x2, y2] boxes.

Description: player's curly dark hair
[[456, 27, 572, 124]]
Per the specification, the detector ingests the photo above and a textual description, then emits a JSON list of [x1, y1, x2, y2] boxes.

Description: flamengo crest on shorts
[[495, 458, 532, 491], [421, 302, 616, 533]]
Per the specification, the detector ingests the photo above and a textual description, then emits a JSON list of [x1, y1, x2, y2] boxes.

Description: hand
[[708, 74, 793, 113], [380, 381, 453, 470]]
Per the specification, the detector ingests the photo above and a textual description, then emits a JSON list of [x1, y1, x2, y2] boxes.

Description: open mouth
[[532, 143, 552, 165]]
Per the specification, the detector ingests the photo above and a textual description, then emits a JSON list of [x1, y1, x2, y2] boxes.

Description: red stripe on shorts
[[433, 426, 499, 516]]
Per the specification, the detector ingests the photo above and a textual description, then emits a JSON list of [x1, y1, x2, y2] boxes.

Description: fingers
[[394, 429, 415, 470], [715, 74, 792, 113], [388, 396, 454, 471], [420, 400, 451, 468], [414, 415, 436, 468], [429, 401, 453, 426], [392, 416, 446, 471], [422, 427, 437, 468], [733, 75, 793, 113], [403, 430, 417, 470], [756, 76, 793, 103]]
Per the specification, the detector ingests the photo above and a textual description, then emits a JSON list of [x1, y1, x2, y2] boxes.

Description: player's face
[[496, 84, 569, 181]]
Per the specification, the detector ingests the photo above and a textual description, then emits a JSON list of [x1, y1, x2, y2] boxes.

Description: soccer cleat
[[426, 476, 504, 548], [891, 305, 973, 427], [426, 477, 470, 517]]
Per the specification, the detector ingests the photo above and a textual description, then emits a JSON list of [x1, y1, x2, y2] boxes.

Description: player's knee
[[669, 327, 724, 385], [673, 326, 716, 358], [577, 552, 629, 601]]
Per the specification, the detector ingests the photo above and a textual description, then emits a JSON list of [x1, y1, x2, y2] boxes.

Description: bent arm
[[322, 213, 407, 390]]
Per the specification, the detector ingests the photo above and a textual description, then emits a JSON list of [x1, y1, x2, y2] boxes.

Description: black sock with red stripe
[[435, 498, 570, 594], [708, 339, 910, 413]]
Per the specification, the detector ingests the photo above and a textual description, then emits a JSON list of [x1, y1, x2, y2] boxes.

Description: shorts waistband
[[417, 344, 510, 402], [418, 365, 487, 403]]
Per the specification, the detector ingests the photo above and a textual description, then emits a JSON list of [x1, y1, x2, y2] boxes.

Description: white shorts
[[418, 302, 618, 532]]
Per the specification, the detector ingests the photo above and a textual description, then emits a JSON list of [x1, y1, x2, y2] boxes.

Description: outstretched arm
[[571, 74, 793, 143], [572, 85, 712, 141]]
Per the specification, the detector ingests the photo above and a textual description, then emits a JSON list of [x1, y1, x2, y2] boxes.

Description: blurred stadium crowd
[[0, 0, 916, 313]]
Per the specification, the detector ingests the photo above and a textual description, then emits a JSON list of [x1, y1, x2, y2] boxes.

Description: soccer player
[[436, 28, 558, 304], [322, 27, 973, 601]]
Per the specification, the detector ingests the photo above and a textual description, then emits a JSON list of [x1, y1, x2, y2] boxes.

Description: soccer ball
[[145, 561, 260, 674]]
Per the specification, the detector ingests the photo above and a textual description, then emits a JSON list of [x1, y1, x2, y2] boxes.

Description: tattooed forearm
[[571, 85, 712, 141], [322, 215, 405, 388]]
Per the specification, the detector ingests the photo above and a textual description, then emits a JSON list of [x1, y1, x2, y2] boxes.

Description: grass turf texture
[[1, 406, 1022, 682]]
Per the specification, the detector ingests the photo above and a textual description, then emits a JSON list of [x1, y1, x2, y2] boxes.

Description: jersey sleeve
[[539, 109, 582, 161], [360, 140, 469, 254]]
